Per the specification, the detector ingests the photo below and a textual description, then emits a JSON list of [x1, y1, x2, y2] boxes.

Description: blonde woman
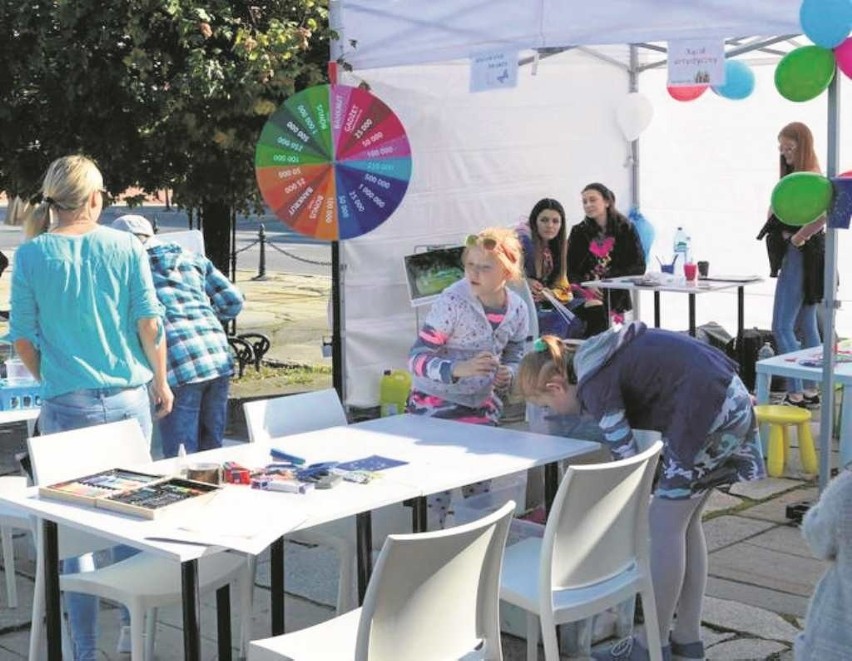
[[10, 155, 171, 659]]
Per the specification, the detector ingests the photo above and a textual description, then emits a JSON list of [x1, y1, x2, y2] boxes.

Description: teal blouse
[[10, 226, 163, 398]]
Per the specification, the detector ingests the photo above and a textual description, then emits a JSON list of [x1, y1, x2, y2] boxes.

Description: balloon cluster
[[772, 170, 852, 226], [666, 59, 755, 102], [775, 0, 852, 102]]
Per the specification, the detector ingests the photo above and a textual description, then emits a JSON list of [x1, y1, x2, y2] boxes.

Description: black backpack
[[725, 328, 781, 392]]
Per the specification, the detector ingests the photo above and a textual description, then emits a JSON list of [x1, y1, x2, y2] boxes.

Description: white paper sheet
[[147, 487, 305, 555]]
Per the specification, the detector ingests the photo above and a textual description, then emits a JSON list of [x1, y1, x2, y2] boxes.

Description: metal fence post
[[252, 223, 268, 281]]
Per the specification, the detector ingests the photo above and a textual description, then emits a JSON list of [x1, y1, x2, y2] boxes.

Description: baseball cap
[[111, 215, 155, 237]]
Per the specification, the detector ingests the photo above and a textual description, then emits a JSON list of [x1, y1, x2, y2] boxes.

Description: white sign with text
[[470, 51, 518, 92], [668, 40, 725, 86]]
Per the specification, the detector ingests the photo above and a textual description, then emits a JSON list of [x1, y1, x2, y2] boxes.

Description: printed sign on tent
[[470, 51, 518, 92], [667, 39, 725, 86]]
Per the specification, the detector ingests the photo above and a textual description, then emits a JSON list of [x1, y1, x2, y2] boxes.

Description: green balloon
[[775, 46, 836, 102], [771, 172, 834, 226]]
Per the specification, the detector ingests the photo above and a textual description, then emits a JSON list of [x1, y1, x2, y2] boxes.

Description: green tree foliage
[[0, 0, 330, 271]]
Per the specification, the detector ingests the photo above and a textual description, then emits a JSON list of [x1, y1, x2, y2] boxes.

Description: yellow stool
[[754, 405, 818, 477]]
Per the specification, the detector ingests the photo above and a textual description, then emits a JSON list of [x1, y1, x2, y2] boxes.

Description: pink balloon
[[666, 85, 708, 102], [836, 37, 852, 79], [839, 170, 852, 178]]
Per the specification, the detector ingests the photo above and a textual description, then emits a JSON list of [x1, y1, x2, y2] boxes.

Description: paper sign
[[667, 40, 725, 86], [470, 51, 518, 92]]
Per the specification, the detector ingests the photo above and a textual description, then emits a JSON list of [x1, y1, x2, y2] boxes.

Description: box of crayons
[[39, 469, 220, 519], [98, 477, 220, 519], [39, 468, 164, 507]]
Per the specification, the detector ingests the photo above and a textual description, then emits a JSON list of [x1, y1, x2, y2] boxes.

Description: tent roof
[[335, 0, 802, 70]]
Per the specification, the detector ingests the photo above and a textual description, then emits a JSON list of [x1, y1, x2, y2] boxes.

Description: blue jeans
[[772, 243, 821, 393], [40, 384, 152, 661], [157, 374, 230, 458]]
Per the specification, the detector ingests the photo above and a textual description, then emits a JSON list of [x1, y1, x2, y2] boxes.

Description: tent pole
[[819, 75, 841, 492], [628, 45, 640, 208], [628, 45, 643, 322], [329, 0, 346, 402]]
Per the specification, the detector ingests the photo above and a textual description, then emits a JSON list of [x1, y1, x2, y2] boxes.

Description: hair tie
[[44, 197, 55, 206], [533, 337, 547, 353]]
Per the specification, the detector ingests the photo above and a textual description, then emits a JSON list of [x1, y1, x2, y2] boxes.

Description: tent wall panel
[[341, 53, 630, 405]]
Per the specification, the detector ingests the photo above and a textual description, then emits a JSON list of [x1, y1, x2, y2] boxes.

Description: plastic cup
[[697, 260, 709, 278], [661, 264, 675, 275], [683, 262, 698, 282]]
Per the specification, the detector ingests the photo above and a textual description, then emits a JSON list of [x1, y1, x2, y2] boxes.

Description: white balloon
[[616, 92, 654, 142]]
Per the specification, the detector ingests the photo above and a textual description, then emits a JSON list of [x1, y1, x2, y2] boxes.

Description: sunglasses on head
[[465, 234, 499, 251]]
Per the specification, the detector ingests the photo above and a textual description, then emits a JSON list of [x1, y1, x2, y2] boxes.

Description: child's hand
[[453, 351, 499, 379], [493, 365, 512, 388]]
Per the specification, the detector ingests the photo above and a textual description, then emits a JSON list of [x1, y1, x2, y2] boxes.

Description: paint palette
[[39, 469, 220, 519]]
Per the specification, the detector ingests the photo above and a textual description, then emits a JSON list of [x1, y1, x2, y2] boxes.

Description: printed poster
[[470, 51, 519, 92], [668, 39, 725, 86]]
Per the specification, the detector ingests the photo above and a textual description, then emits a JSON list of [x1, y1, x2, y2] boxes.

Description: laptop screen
[[403, 246, 465, 307]]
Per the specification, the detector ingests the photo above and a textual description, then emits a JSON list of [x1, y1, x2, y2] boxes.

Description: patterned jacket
[[574, 322, 738, 468], [567, 215, 645, 312], [408, 279, 528, 407], [147, 242, 244, 387]]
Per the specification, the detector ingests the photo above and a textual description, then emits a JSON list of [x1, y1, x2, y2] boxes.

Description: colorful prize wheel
[[255, 84, 412, 240]]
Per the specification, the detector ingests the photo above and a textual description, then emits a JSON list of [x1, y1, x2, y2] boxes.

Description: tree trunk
[[201, 200, 232, 278]]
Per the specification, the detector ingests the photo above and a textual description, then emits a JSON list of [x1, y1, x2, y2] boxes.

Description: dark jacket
[[758, 214, 825, 304], [575, 322, 738, 468], [567, 216, 646, 313]]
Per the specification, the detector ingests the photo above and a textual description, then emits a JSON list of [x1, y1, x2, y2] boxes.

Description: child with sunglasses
[[516, 325, 765, 661], [407, 227, 529, 528]]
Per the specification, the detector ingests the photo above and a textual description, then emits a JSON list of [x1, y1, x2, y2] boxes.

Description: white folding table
[[582, 275, 762, 337], [2, 414, 600, 660]]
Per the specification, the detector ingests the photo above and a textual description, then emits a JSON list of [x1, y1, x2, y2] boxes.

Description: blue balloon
[[712, 60, 755, 100], [628, 207, 655, 263], [800, 0, 852, 49]]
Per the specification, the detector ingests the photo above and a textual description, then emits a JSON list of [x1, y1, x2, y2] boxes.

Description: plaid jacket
[[147, 242, 244, 387]]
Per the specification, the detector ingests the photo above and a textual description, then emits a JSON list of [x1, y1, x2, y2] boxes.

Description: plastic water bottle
[[673, 227, 691, 266], [758, 342, 775, 362], [177, 443, 188, 477], [379, 369, 412, 417]]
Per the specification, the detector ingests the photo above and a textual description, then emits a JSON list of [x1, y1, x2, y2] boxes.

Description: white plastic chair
[[499, 441, 664, 661], [0, 476, 30, 608], [507, 279, 539, 349], [243, 389, 349, 442], [244, 389, 411, 614], [27, 419, 252, 661], [248, 500, 515, 661]]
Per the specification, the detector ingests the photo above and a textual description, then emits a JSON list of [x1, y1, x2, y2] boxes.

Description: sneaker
[[782, 394, 809, 408], [803, 392, 820, 408], [116, 625, 131, 654]]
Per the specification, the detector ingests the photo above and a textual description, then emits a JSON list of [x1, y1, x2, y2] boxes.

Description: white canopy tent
[[333, 1, 801, 68], [329, 1, 849, 487]]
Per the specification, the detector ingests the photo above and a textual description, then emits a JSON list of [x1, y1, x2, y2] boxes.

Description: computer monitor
[[403, 245, 465, 307]]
